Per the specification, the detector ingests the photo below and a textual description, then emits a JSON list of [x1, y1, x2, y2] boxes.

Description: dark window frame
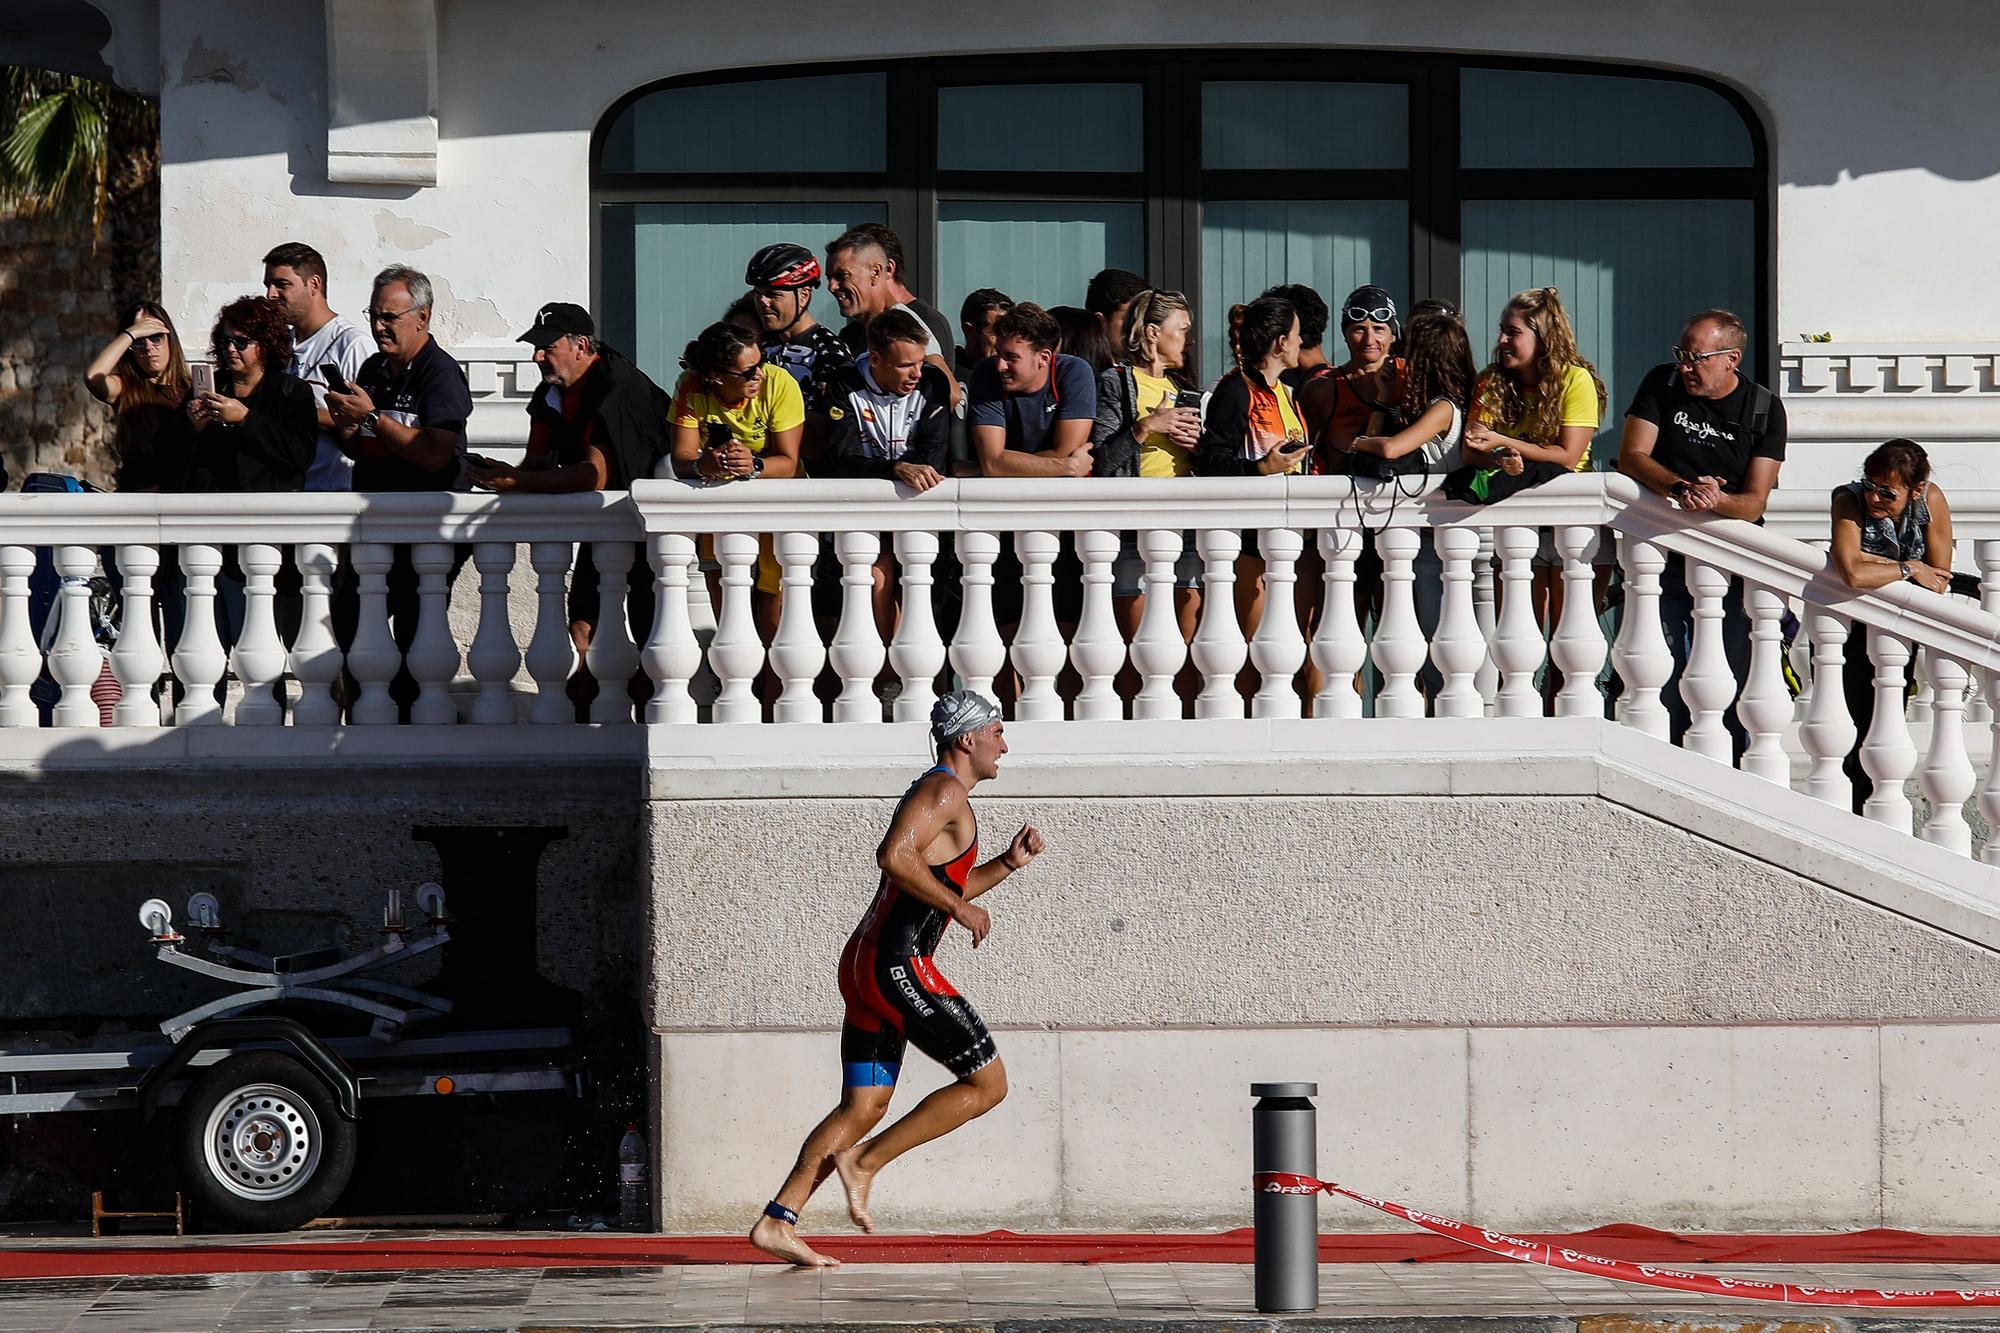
[[592, 51, 1770, 384]]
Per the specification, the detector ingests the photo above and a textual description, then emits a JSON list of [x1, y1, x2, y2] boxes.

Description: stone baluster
[[1680, 560, 1736, 762], [1010, 530, 1065, 721], [1310, 527, 1365, 719], [642, 532, 701, 725], [1974, 539, 2000, 727], [1490, 526, 1543, 718], [889, 530, 946, 722], [171, 544, 227, 726], [1248, 527, 1306, 719], [1799, 609, 1856, 805], [1787, 596, 1816, 713], [406, 542, 461, 725], [523, 541, 578, 725], [1431, 526, 1486, 719], [1372, 525, 1425, 719], [1736, 584, 1793, 783], [1907, 649, 1935, 733], [1919, 654, 1974, 854], [586, 541, 642, 725], [1191, 527, 1246, 720], [704, 532, 763, 724], [1550, 526, 1605, 718], [1471, 528, 1500, 711], [1131, 529, 1189, 720], [1982, 669, 2000, 865], [1858, 628, 1917, 828], [345, 542, 399, 725], [288, 544, 342, 726], [1611, 533, 1672, 740], [829, 530, 885, 723], [110, 545, 165, 728], [768, 531, 825, 724], [466, 542, 521, 725], [0, 546, 35, 727], [45, 546, 103, 726], [1069, 529, 1124, 721], [949, 531, 1006, 705], [227, 543, 287, 725]]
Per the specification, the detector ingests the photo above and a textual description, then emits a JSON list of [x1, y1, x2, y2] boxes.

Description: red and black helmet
[[745, 242, 821, 290]]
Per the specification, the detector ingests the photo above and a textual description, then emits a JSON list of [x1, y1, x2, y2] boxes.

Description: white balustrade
[[1249, 527, 1306, 720], [1010, 530, 1065, 721], [228, 543, 287, 726], [1190, 527, 1246, 720], [44, 546, 103, 727], [0, 545, 36, 727], [586, 541, 643, 725], [1919, 654, 1975, 854], [289, 544, 342, 726], [1679, 560, 1735, 763], [949, 531, 1005, 705], [1431, 526, 1485, 719], [1799, 609, 1856, 806], [407, 542, 461, 725], [706, 532, 763, 724], [1611, 534, 1671, 739], [829, 529, 885, 723], [1310, 527, 1365, 719], [1490, 526, 1542, 718], [1550, 526, 1605, 719], [467, 542, 521, 725], [642, 533, 702, 725], [888, 531, 946, 722], [523, 540, 579, 725], [171, 544, 227, 727], [1858, 628, 1917, 828], [1736, 584, 1792, 783], [346, 542, 399, 725], [769, 531, 825, 724], [1471, 528, 1500, 710], [111, 544, 165, 728], [1372, 526, 1425, 718], [1131, 529, 1189, 720], [1984, 668, 2000, 867], [1068, 529, 1124, 721]]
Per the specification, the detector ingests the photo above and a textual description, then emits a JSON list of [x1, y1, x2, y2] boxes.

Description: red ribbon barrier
[[1255, 1173, 2000, 1309]]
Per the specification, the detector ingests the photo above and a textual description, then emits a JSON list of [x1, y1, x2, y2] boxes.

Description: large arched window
[[595, 54, 1762, 459]]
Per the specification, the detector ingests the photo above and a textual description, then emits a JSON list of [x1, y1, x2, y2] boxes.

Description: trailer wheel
[[174, 1051, 357, 1232]]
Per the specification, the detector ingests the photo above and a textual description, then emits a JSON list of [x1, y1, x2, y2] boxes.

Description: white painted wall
[[155, 1, 2000, 348]]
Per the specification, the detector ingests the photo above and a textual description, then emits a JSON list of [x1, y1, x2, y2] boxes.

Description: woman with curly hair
[[84, 299, 194, 491], [157, 294, 315, 494]]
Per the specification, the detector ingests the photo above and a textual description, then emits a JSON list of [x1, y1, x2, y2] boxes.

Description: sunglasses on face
[[719, 361, 765, 381], [1345, 306, 1395, 325], [221, 334, 255, 351], [132, 332, 168, 348], [365, 307, 416, 326], [1672, 345, 1737, 367], [1858, 478, 1901, 501]]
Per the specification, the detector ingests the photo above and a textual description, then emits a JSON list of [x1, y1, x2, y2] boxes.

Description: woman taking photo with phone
[[158, 295, 316, 495], [85, 300, 193, 492]]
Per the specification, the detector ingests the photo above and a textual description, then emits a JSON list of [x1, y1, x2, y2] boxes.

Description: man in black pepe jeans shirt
[[1617, 307, 1788, 750]]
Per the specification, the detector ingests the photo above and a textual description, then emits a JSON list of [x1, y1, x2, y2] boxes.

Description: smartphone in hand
[[190, 363, 215, 396], [319, 363, 350, 395]]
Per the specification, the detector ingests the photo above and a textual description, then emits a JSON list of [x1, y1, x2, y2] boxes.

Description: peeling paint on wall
[[177, 36, 262, 93], [373, 211, 449, 250], [428, 273, 511, 342]]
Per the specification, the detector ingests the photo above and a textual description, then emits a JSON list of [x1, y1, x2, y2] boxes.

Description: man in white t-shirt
[[263, 241, 374, 492]]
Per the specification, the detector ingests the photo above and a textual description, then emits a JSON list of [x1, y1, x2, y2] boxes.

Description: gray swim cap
[[930, 689, 1002, 745]]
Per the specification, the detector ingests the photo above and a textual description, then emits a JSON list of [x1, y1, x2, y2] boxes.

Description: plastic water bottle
[[617, 1124, 648, 1229]]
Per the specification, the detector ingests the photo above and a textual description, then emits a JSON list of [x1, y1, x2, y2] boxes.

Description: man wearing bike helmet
[[747, 242, 851, 416]]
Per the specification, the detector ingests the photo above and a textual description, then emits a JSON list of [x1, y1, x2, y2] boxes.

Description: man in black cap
[[463, 301, 668, 494]]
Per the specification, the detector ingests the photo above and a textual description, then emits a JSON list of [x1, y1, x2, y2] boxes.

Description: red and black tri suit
[[837, 765, 998, 1086]]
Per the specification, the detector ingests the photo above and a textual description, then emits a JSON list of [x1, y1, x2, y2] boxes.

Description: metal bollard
[[1252, 1081, 1319, 1313]]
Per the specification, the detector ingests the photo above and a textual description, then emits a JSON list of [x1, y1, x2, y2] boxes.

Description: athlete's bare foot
[[832, 1145, 876, 1233], [749, 1214, 841, 1268]]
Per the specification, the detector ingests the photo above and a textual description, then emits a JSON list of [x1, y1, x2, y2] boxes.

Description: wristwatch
[[359, 410, 380, 434], [1899, 560, 1914, 582], [749, 454, 765, 477]]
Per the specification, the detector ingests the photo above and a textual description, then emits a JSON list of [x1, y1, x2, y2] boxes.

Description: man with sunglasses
[[1617, 308, 1788, 748]]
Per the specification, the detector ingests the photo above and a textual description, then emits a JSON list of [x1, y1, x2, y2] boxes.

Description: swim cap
[[1339, 284, 1400, 334], [930, 689, 1002, 745]]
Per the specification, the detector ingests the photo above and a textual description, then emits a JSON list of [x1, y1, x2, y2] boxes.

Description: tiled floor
[[7, 1261, 2000, 1329]]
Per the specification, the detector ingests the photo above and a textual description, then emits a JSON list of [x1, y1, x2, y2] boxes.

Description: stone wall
[[0, 213, 121, 489]]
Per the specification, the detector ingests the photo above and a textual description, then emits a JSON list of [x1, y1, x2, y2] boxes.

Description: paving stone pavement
[[7, 1261, 2000, 1330]]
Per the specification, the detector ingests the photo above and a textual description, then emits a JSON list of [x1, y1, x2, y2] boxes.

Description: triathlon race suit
[[837, 766, 997, 1087]]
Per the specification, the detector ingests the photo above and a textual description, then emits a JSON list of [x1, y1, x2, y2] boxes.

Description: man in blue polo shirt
[[966, 302, 1094, 476]]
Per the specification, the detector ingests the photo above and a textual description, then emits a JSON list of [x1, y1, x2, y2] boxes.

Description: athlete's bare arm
[[963, 825, 1044, 902], [875, 775, 989, 942]]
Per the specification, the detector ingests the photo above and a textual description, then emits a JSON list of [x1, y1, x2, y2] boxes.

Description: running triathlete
[[749, 690, 1044, 1268]]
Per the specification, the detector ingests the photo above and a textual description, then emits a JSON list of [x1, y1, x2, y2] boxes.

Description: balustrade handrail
[[0, 491, 639, 545]]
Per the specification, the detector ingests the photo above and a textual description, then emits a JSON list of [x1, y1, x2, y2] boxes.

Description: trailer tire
[[174, 1051, 357, 1232]]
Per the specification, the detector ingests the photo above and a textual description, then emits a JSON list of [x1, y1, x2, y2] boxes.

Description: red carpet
[[5, 1226, 2000, 1280]]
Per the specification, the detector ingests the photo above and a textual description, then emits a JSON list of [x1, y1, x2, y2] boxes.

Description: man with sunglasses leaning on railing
[[1616, 308, 1788, 752]]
